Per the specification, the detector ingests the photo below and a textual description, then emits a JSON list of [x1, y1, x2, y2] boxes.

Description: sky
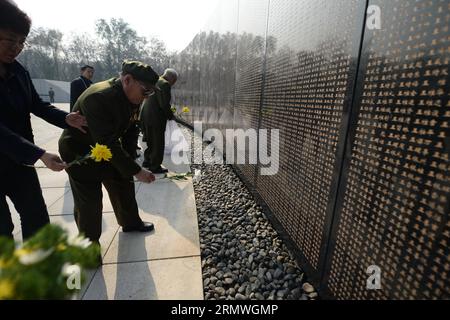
[[13, 0, 220, 52]]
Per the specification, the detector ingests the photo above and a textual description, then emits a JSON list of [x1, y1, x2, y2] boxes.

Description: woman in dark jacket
[[0, 0, 87, 239]]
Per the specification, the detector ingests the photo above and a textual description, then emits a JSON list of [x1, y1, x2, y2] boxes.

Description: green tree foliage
[[18, 18, 172, 82]]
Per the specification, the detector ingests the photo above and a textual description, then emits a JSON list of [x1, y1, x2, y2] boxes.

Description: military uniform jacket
[[140, 77, 174, 129], [59, 78, 141, 179]]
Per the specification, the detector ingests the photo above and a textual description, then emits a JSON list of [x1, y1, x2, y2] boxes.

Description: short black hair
[[0, 1, 32, 36], [81, 65, 94, 71]]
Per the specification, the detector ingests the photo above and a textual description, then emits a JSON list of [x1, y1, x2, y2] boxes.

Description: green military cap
[[122, 60, 159, 86]]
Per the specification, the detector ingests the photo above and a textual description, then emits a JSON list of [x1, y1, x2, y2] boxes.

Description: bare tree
[[64, 32, 100, 65], [95, 18, 147, 77], [19, 27, 63, 80], [17, 18, 174, 82]]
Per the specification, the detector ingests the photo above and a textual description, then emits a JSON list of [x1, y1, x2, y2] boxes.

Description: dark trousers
[[142, 123, 166, 170], [69, 173, 142, 242], [0, 165, 49, 240]]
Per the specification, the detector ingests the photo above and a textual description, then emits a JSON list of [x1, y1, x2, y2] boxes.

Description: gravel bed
[[180, 125, 317, 300]]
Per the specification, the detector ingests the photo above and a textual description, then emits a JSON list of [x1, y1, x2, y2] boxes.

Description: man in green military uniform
[[140, 68, 178, 173], [59, 61, 159, 243]]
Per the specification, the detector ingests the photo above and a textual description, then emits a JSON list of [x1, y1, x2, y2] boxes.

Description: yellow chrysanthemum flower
[[14, 248, 32, 257], [57, 243, 67, 251], [182, 106, 190, 113], [15, 248, 53, 265], [0, 279, 15, 300], [90, 143, 112, 162], [0, 258, 9, 268]]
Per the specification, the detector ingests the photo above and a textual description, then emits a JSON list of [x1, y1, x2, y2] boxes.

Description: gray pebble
[[235, 293, 246, 300], [188, 127, 316, 301]]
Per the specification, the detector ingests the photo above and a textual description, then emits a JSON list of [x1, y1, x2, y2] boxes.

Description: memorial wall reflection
[[174, 0, 238, 134], [256, 0, 366, 274], [173, 0, 450, 299], [232, 0, 270, 184]]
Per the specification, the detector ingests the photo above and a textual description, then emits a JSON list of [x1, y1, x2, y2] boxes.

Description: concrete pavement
[[9, 103, 203, 300]]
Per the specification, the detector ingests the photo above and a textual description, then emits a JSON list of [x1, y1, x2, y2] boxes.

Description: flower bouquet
[[165, 169, 201, 182]]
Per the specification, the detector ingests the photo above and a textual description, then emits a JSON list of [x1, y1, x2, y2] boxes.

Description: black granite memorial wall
[[173, 0, 450, 299]]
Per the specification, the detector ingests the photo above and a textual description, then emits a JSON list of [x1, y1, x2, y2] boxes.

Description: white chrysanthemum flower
[[16, 248, 53, 265], [68, 235, 92, 249]]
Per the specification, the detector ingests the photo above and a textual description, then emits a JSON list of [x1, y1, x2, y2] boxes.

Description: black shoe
[[142, 161, 151, 169], [151, 166, 168, 174], [122, 222, 154, 233]]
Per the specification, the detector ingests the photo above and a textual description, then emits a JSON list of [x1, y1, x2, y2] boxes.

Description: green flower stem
[[66, 154, 92, 169], [165, 172, 193, 181]]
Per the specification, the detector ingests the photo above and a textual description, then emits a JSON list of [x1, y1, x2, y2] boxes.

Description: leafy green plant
[[0, 224, 100, 300]]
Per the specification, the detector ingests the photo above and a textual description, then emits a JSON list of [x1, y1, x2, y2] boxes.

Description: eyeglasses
[[0, 37, 28, 50], [136, 81, 155, 97]]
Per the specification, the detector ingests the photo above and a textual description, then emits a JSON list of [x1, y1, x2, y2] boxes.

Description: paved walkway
[[9, 103, 203, 300]]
